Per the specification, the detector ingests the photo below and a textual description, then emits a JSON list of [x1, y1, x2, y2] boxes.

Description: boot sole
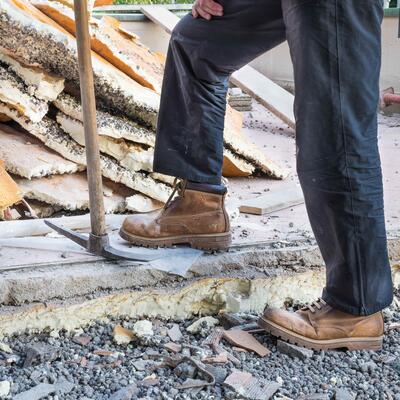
[[258, 317, 383, 351], [119, 228, 232, 251]]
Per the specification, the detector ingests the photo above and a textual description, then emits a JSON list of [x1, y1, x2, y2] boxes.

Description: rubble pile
[[0, 0, 286, 220], [0, 300, 399, 399]]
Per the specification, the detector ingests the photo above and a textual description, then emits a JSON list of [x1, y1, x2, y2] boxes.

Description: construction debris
[[228, 87, 253, 112], [113, 325, 135, 345], [276, 340, 314, 360], [0, 160, 23, 219], [0, 123, 83, 179], [223, 371, 281, 400], [222, 329, 271, 357], [0, 0, 287, 222], [187, 317, 220, 334], [0, 381, 11, 398]]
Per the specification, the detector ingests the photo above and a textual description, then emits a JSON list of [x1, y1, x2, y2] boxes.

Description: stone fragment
[[140, 374, 159, 387], [186, 317, 219, 334], [277, 340, 314, 360], [72, 335, 92, 346], [167, 324, 183, 342], [218, 312, 246, 329], [204, 364, 228, 384], [335, 388, 356, 400], [13, 379, 73, 400], [0, 342, 12, 353], [93, 349, 115, 357], [176, 378, 209, 390], [164, 342, 182, 354], [0, 381, 11, 398], [0, 50, 64, 101], [132, 359, 155, 372], [302, 394, 329, 400], [23, 342, 61, 368], [224, 371, 280, 400], [223, 330, 270, 357], [109, 384, 139, 400], [202, 353, 228, 364], [113, 325, 135, 345], [133, 320, 154, 337]]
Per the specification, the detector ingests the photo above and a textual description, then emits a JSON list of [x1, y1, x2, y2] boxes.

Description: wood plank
[[141, 6, 295, 128], [231, 66, 295, 128], [140, 5, 180, 34], [0, 214, 127, 239], [239, 186, 304, 215]]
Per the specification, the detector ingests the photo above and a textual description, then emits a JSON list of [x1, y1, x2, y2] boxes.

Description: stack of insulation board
[[0, 0, 287, 219]]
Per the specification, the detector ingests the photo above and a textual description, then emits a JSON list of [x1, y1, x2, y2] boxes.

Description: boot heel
[[189, 233, 232, 251], [346, 338, 383, 351]]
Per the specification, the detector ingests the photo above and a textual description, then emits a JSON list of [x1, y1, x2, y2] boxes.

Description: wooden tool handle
[[73, 0, 106, 236]]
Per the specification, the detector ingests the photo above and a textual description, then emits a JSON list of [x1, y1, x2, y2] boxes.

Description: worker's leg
[[153, 0, 286, 184], [284, 0, 393, 315]]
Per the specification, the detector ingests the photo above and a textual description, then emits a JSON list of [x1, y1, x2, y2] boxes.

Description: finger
[[204, 0, 223, 13], [192, 6, 198, 18], [197, 7, 212, 20], [203, 4, 223, 16]]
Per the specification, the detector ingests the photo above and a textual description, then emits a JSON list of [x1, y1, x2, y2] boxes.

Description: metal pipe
[[73, 0, 106, 237]]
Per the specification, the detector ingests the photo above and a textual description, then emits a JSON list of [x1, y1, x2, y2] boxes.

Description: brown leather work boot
[[120, 180, 231, 250], [258, 298, 384, 351]]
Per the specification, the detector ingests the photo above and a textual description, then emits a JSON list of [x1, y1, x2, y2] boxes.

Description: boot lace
[[304, 298, 327, 313], [163, 178, 185, 210]]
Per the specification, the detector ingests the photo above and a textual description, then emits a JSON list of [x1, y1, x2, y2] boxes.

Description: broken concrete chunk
[[113, 325, 135, 345], [218, 312, 246, 330], [164, 342, 182, 354], [57, 111, 155, 172], [0, 123, 83, 179], [335, 388, 356, 400], [186, 317, 219, 334], [223, 148, 255, 177], [0, 104, 171, 202], [0, 381, 11, 398], [224, 106, 287, 179], [33, 1, 164, 92], [0, 50, 64, 101], [223, 330, 270, 357], [53, 93, 155, 146], [15, 172, 133, 213], [0, 62, 48, 122], [176, 378, 209, 390], [125, 194, 162, 213], [0, 342, 12, 353], [133, 320, 154, 337], [109, 384, 139, 400], [23, 342, 61, 368], [132, 359, 155, 372], [13, 379, 73, 400], [0, 0, 159, 127], [167, 324, 183, 342], [277, 340, 314, 360], [224, 371, 281, 400], [72, 335, 92, 346]]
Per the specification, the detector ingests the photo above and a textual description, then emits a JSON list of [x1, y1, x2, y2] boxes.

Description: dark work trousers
[[153, 0, 393, 316]]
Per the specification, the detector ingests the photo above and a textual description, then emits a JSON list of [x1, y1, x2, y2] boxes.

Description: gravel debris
[[0, 294, 399, 399]]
